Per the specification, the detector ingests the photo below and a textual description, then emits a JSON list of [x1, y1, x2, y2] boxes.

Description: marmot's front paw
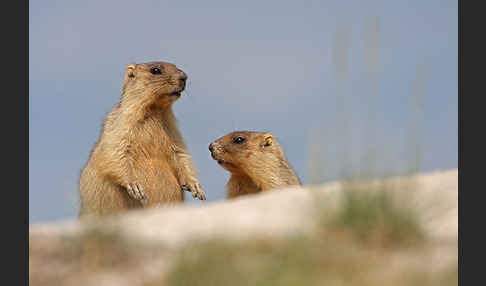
[[181, 180, 206, 200], [125, 182, 148, 204]]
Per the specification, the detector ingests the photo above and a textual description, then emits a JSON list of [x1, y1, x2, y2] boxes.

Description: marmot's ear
[[125, 63, 136, 78], [262, 134, 273, 147]]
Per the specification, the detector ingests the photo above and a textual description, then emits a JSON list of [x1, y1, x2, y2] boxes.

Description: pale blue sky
[[30, 0, 457, 222]]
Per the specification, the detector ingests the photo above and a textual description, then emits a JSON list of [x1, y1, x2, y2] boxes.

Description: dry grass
[[160, 179, 455, 286], [163, 236, 455, 286], [322, 182, 425, 248]]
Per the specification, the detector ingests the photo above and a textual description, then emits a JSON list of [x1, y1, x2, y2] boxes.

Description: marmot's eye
[[233, 137, 246, 144], [150, 67, 162, 75]]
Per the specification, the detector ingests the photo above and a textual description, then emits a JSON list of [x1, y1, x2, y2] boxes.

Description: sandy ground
[[29, 168, 457, 286]]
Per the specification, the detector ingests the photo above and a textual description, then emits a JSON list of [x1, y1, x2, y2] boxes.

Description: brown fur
[[209, 131, 301, 199], [79, 61, 205, 218]]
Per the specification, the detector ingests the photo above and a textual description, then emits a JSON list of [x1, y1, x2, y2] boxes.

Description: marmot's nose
[[178, 70, 187, 81], [208, 143, 214, 152]]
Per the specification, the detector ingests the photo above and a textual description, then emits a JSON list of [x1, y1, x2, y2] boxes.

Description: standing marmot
[[209, 131, 301, 199], [79, 61, 206, 217]]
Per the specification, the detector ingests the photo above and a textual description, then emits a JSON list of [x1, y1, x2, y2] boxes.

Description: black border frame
[[7, 0, 28, 285], [23, 1, 465, 285], [459, 0, 482, 285]]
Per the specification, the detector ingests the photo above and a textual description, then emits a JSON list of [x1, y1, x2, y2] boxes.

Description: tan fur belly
[[79, 166, 139, 217], [132, 158, 184, 205], [79, 158, 183, 218]]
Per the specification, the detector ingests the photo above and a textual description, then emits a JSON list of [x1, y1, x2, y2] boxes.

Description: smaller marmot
[[209, 131, 301, 199]]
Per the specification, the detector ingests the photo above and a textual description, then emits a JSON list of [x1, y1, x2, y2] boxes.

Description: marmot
[[209, 131, 301, 199], [79, 61, 206, 218]]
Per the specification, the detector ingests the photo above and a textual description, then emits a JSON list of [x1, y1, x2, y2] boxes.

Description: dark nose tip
[[178, 70, 187, 81], [208, 143, 214, 152]]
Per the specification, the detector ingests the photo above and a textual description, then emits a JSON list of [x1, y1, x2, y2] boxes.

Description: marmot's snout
[[208, 142, 224, 163], [208, 142, 218, 158], [171, 70, 187, 95], [177, 70, 188, 82], [176, 70, 187, 88]]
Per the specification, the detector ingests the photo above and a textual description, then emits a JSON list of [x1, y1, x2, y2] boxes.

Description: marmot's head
[[209, 131, 284, 174], [122, 61, 187, 106]]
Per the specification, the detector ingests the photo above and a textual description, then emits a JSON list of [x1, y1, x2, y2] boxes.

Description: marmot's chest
[[127, 118, 177, 160], [128, 132, 172, 162], [135, 122, 172, 145], [131, 140, 171, 161]]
